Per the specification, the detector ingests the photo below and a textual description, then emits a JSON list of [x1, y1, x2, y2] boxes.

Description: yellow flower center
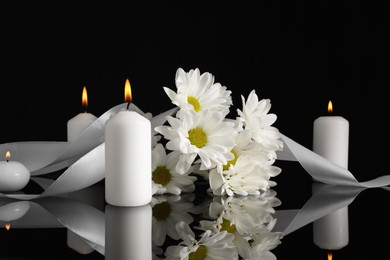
[[189, 245, 207, 260], [152, 166, 171, 186], [220, 218, 237, 233], [187, 96, 201, 112], [223, 150, 238, 171], [188, 128, 208, 148], [152, 202, 171, 221]]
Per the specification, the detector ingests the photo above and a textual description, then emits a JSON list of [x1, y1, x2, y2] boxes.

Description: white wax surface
[[67, 112, 98, 142], [0, 161, 30, 192], [105, 110, 152, 207], [105, 204, 152, 260], [313, 116, 349, 168]]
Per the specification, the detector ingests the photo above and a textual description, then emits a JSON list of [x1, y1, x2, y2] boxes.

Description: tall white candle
[[105, 204, 152, 260], [313, 100, 349, 168], [312, 100, 349, 250], [105, 79, 152, 207], [67, 86, 97, 142]]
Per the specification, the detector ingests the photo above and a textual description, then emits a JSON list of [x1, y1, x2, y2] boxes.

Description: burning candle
[[0, 151, 30, 192], [313, 100, 349, 168], [312, 101, 349, 250], [105, 204, 152, 260], [67, 86, 97, 142], [105, 79, 152, 207]]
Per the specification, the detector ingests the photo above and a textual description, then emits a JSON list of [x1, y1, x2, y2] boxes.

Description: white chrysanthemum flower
[[236, 89, 283, 156], [209, 155, 281, 196], [220, 129, 271, 173], [164, 221, 238, 260], [164, 68, 232, 117], [152, 143, 197, 195], [155, 110, 237, 174], [151, 195, 195, 246]]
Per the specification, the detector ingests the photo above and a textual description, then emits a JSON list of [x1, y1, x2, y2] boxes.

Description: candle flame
[[5, 151, 11, 161], [82, 86, 88, 111], [327, 100, 333, 114], [328, 251, 332, 260], [124, 78, 132, 103], [5, 224, 10, 230]]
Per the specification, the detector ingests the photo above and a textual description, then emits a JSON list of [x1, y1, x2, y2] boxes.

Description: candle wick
[[6, 159, 9, 162], [126, 102, 131, 110]]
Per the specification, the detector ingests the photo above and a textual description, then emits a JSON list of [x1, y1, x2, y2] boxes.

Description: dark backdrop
[[1, 1, 389, 184]]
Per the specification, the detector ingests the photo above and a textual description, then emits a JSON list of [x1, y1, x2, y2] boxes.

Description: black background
[[1, 2, 389, 197]]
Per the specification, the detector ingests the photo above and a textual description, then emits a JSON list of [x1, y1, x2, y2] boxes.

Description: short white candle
[[105, 79, 152, 207], [0, 151, 30, 192], [105, 204, 152, 260], [312, 100, 349, 250], [67, 86, 97, 142], [313, 100, 349, 168]]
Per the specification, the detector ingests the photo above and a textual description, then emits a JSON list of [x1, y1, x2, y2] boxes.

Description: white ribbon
[[0, 104, 177, 200], [1, 106, 389, 200]]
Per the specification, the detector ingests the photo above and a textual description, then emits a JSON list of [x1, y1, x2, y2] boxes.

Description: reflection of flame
[[328, 251, 332, 260], [124, 78, 132, 103], [5, 224, 10, 230], [327, 100, 333, 114], [5, 151, 11, 160], [82, 86, 88, 111]]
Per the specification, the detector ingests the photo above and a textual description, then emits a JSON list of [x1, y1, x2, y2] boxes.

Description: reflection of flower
[[151, 195, 196, 246], [155, 68, 283, 197], [160, 189, 282, 259], [152, 143, 197, 195], [164, 221, 238, 260], [198, 191, 283, 259]]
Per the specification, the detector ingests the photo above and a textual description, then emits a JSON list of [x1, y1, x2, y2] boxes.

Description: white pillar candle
[[105, 204, 152, 260], [0, 151, 30, 192], [67, 86, 97, 142], [312, 100, 349, 250], [313, 100, 349, 168], [105, 79, 152, 207]]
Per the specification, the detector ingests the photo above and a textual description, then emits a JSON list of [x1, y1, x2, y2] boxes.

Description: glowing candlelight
[[67, 85, 97, 142], [313, 100, 349, 169], [0, 151, 30, 192], [105, 79, 152, 207]]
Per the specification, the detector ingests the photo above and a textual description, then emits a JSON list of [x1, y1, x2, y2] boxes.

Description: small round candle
[[313, 100, 349, 168], [105, 79, 152, 207], [67, 86, 97, 142], [0, 151, 30, 192]]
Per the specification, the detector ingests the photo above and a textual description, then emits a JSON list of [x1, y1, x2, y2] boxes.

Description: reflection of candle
[[105, 79, 152, 207], [67, 86, 97, 142], [0, 201, 31, 230], [0, 151, 30, 192], [105, 204, 152, 260], [312, 101, 350, 251], [312, 183, 349, 250], [313, 100, 349, 168]]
